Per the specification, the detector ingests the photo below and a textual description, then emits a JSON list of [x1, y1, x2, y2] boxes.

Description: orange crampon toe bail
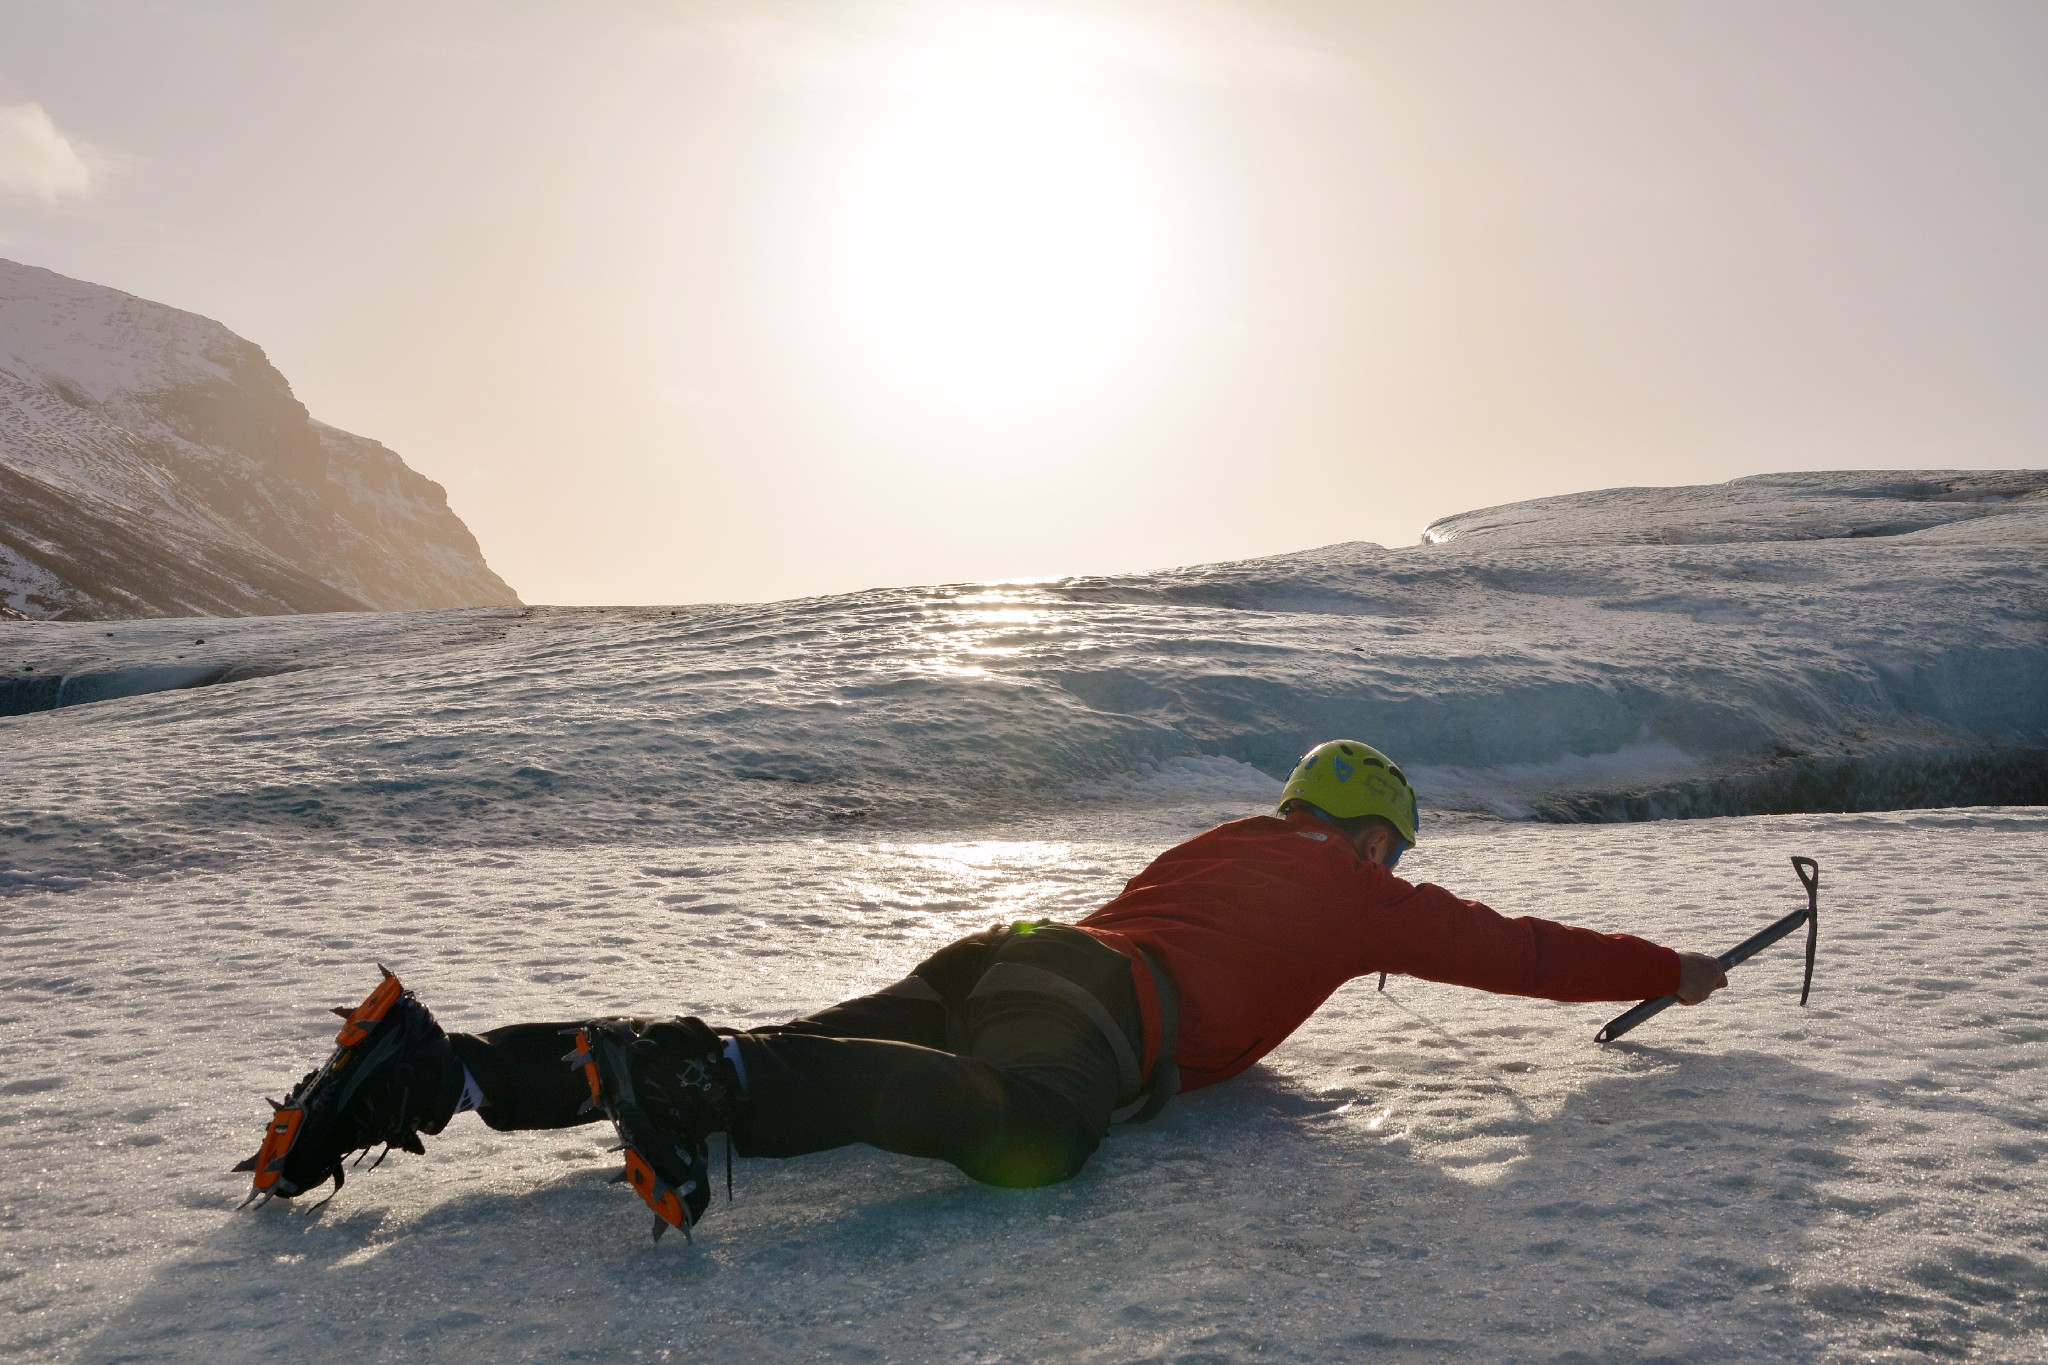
[[623, 1148, 693, 1240], [243, 1103, 306, 1194]]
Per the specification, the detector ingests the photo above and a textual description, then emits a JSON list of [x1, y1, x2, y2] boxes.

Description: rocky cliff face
[[0, 259, 519, 619]]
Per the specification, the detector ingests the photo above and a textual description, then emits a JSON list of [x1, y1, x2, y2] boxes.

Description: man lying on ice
[[240, 739, 1729, 1239]]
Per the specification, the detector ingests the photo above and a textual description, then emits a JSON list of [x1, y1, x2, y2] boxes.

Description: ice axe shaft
[[1594, 856, 1819, 1045]]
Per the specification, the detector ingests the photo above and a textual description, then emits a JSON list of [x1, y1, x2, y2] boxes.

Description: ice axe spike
[[1594, 855, 1820, 1045]]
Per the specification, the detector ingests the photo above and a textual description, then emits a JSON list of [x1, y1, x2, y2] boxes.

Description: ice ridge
[[3, 469, 2043, 887]]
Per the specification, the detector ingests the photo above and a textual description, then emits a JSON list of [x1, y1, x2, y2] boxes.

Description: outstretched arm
[[1368, 882, 1688, 1003]]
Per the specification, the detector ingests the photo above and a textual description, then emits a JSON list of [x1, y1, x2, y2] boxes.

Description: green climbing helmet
[[1278, 739, 1419, 844]]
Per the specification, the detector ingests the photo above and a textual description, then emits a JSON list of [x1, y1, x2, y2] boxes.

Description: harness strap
[[1114, 946, 1180, 1125], [969, 962, 1144, 1102], [883, 936, 1183, 1125]]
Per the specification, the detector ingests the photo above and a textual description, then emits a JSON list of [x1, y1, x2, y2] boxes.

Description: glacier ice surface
[[3, 469, 2042, 887]]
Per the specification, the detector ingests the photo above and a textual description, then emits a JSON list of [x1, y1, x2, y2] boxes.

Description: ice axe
[[1594, 855, 1819, 1044]]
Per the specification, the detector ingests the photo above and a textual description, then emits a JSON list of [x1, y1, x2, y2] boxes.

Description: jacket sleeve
[[1366, 881, 1681, 1002]]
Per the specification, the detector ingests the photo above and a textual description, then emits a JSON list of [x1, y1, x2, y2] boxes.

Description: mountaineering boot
[[565, 1017, 742, 1241], [237, 968, 463, 1203]]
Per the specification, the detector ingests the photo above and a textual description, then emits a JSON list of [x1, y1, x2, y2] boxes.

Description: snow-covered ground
[[5, 809, 2045, 1362], [4, 471, 2045, 1361]]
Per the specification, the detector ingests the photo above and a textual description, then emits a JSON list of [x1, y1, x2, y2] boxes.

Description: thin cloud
[[0, 103, 94, 203]]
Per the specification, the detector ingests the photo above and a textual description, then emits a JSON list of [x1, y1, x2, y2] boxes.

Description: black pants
[[447, 924, 1144, 1188]]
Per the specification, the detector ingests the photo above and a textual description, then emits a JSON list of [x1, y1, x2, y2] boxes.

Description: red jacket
[[1077, 811, 1681, 1091]]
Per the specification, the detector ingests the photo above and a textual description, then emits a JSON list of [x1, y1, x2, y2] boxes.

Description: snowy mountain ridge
[[0, 257, 519, 618]]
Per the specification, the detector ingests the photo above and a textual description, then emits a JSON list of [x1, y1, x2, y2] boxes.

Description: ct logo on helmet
[[1332, 756, 1354, 782]]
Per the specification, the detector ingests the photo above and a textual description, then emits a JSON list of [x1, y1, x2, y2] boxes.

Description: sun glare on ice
[[832, 14, 1165, 411], [910, 586, 1062, 678]]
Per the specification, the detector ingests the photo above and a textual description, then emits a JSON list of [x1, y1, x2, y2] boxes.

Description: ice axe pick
[[1594, 855, 1820, 1045]]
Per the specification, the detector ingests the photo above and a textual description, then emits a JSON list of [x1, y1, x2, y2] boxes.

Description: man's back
[[1080, 811, 1680, 1089]]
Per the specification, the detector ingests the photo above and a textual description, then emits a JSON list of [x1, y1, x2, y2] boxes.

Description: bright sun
[[834, 18, 1163, 411]]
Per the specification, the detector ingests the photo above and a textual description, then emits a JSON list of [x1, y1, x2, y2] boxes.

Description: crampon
[[564, 1018, 738, 1243], [234, 966, 456, 1210]]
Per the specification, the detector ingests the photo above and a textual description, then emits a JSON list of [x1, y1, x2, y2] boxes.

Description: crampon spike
[[651, 1201, 694, 1244]]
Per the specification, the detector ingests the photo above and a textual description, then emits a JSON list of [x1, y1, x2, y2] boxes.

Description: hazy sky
[[3, 1, 2044, 604]]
